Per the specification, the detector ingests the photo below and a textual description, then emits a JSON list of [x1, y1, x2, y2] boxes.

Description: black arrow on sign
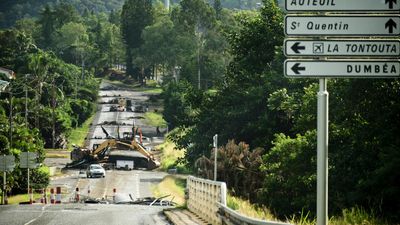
[[291, 63, 305, 75], [385, 0, 397, 9], [385, 19, 397, 34], [291, 42, 306, 54]]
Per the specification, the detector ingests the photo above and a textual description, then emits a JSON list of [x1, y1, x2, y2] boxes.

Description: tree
[[121, 0, 153, 81], [53, 22, 89, 64], [37, 5, 55, 49], [168, 0, 286, 165], [0, 29, 35, 70], [172, 0, 216, 34], [214, 0, 222, 20], [15, 18, 39, 40]]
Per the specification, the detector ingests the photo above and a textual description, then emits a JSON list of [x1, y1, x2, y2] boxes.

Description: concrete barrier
[[48, 167, 57, 176], [187, 176, 227, 225]]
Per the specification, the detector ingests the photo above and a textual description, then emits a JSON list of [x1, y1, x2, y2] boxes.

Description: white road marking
[[135, 173, 140, 199], [24, 205, 48, 225]]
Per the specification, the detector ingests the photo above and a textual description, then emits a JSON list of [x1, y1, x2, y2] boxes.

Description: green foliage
[[0, 25, 98, 193], [121, 0, 153, 79], [69, 99, 95, 127], [162, 80, 202, 129], [173, 0, 216, 34], [144, 112, 167, 127], [161, 0, 399, 222], [0, 29, 35, 69], [0, 0, 126, 29], [31, 166, 50, 189], [0, 134, 10, 155], [214, 0, 223, 19], [260, 132, 317, 218]]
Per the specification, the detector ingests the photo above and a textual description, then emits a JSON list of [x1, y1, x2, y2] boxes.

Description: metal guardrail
[[217, 203, 293, 225]]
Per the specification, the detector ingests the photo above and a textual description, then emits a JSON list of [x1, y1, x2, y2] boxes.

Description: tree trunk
[[126, 48, 134, 78]]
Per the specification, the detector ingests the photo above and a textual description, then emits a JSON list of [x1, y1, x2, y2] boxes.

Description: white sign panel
[[20, 152, 38, 169], [285, 16, 400, 36], [284, 60, 400, 78], [0, 155, 15, 172], [284, 39, 400, 57], [285, 0, 400, 12]]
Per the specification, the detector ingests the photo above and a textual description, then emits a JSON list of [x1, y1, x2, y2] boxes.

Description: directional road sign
[[20, 152, 38, 169], [285, 0, 400, 12], [284, 60, 400, 78], [0, 155, 16, 172], [285, 15, 400, 36], [284, 39, 400, 57]]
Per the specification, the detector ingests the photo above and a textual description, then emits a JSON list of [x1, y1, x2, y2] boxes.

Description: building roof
[[0, 67, 16, 80]]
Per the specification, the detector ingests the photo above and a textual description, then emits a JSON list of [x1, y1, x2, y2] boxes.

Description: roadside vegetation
[[67, 114, 96, 150], [7, 193, 43, 205], [156, 141, 185, 171], [0, 1, 108, 199], [152, 175, 186, 206], [144, 112, 167, 128]]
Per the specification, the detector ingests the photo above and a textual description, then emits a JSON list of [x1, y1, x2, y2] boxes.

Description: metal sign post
[[317, 79, 329, 225], [2, 171, 5, 205], [0, 155, 15, 205], [20, 152, 38, 202], [284, 1, 400, 224], [213, 134, 218, 181]]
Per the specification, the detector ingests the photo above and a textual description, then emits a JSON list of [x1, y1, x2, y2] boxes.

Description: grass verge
[[289, 207, 389, 225], [144, 112, 167, 127], [45, 152, 69, 158], [152, 175, 186, 206], [68, 114, 95, 150], [7, 193, 42, 204], [107, 79, 162, 93], [227, 195, 278, 221]]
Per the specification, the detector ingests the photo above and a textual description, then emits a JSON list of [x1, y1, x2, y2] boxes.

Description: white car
[[86, 164, 106, 178]]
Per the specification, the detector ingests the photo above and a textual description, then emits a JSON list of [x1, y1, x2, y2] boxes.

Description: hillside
[[0, 0, 125, 28], [0, 0, 270, 28]]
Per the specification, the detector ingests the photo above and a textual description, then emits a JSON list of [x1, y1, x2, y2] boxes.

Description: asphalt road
[[3, 80, 174, 225], [0, 204, 171, 225], [87, 80, 164, 151]]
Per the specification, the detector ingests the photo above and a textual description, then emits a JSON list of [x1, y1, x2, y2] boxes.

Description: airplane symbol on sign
[[313, 43, 324, 54]]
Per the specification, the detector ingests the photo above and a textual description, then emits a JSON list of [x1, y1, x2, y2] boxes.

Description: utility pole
[[9, 82, 12, 150], [81, 51, 85, 82], [2, 168, 5, 205], [25, 74, 28, 126], [213, 134, 218, 181], [52, 78, 56, 149], [196, 28, 203, 90], [197, 46, 201, 90]]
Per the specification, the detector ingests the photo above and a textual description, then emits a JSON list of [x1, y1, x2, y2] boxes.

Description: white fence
[[186, 176, 292, 225], [187, 176, 227, 225]]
